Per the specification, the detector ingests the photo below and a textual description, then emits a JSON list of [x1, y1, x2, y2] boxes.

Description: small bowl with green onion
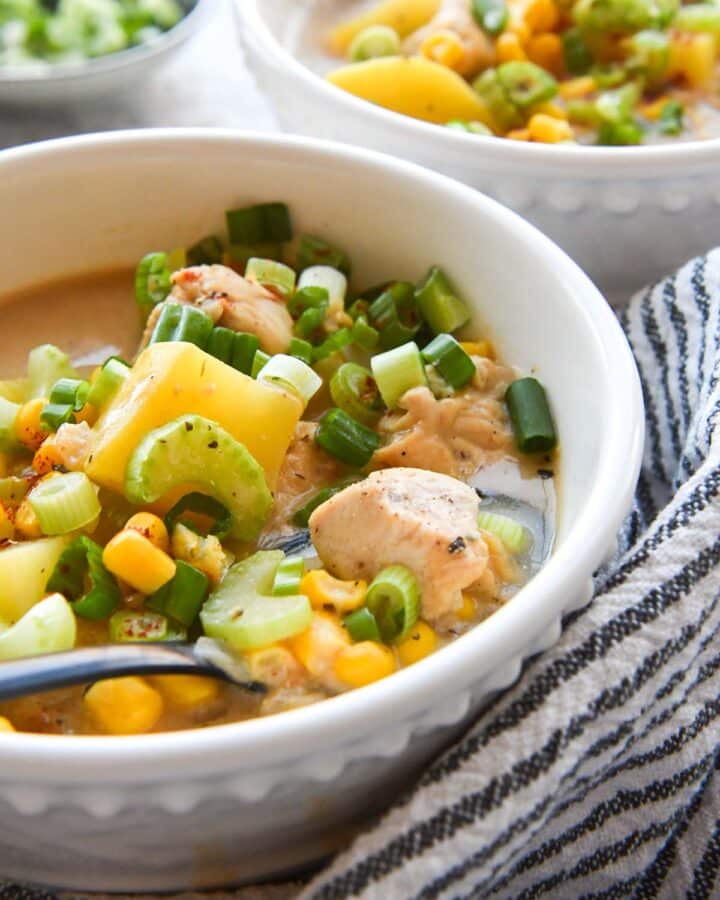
[[0, 0, 212, 105]]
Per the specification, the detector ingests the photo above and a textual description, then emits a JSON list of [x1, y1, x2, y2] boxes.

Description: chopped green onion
[[627, 30, 669, 84], [27, 345, 77, 400], [596, 82, 641, 123], [258, 354, 322, 407], [315, 409, 381, 467], [421, 334, 475, 390], [597, 119, 644, 145], [288, 286, 330, 318], [505, 377, 557, 453], [272, 555, 305, 596], [47, 535, 122, 620], [366, 564, 420, 643], [313, 327, 353, 362], [165, 492, 232, 540], [344, 607, 382, 642], [232, 332, 261, 375], [0, 594, 76, 661], [446, 120, 494, 135], [135, 251, 171, 312], [288, 337, 314, 366], [352, 315, 380, 351], [149, 302, 214, 348], [0, 397, 20, 452], [109, 610, 170, 643], [330, 363, 383, 426], [291, 476, 360, 527], [477, 510, 531, 554], [348, 24, 401, 61], [496, 61, 558, 108], [658, 99, 684, 135], [298, 266, 347, 312], [148, 560, 209, 627], [252, 350, 271, 378], [371, 341, 428, 409], [39, 403, 73, 432], [186, 234, 224, 266], [245, 258, 296, 298], [29, 472, 101, 535], [472, 69, 524, 131], [226, 203, 293, 244], [295, 307, 327, 339], [415, 267, 470, 335], [562, 28, 592, 74], [347, 299, 369, 320], [471, 0, 508, 36], [48, 378, 90, 411], [206, 326, 236, 364], [87, 358, 130, 409], [591, 63, 628, 89], [296, 234, 351, 276], [369, 282, 422, 350]]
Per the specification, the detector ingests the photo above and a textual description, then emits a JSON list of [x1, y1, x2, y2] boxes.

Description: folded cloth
[[4, 254, 720, 900]]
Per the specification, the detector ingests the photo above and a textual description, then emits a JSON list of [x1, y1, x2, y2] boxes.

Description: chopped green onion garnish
[[226, 203, 293, 244], [48, 378, 90, 411], [29, 472, 101, 535], [344, 607, 382, 642], [288, 286, 330, 318], [477, 510, 531, 554], [291, 476, 360, 527], [297, 234, 351, 276], [496, 61, 558, 108], [186, 234, 224, 266], [421, 334, 476, 390], [135, 251, 171, 313], [658, 99, 684, 135], [352, 315, 380, 351], [315, 408, 381, 468], [164, 492, 232, 540], [313, 327, 353, 362], [348, 24, 401, 61], [47, 535, 122, 620], [295, 307, 327, 339], [39, 403, 74, 432], [258, 354, 322, 408], [446, 120, 494, 135], [232, 332, 261, 375], [109, 610, 170, 643], [206, 326, 236, 364], [366, 564, 420, 643], [288, 337, 314, 366], [272, 555, 305, 596], [252, 350, 271, 378], [369, 283, 422, 350], [471, 0, 509, 36], [563, 28, 593, 74], [415, 267, 470, 335], [330, 363, 383, 426], [148, 560, 209, 628], [371, 341, 428, 409], [149, 303, 214, 348], [505, 377, 557, 453], [298, 266, 347, 312], [597, 119, 644, 145], [245, 258, 296, 298], [87, 358, 130, 409]]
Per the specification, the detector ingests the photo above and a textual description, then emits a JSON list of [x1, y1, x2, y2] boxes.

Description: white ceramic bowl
[[0, 0, 213, 107], [0, 129, 643, 892], [235, 0, 720, 300]]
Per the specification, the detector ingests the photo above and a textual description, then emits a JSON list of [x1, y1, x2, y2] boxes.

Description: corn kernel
[[125, 512, 170, 553], [669, 33, 716, 89], [289, 611, 350, 683], [15, 398, 48, 451], [535, 100, 568, 119], [84, 677, 164, 735], [149, 675, 220, 708], [524, 0, 560, 33], [0, 716, 15, 733], [334, 641, 396, 688], [300, 569, 367, 615], [14, 497, 42, 539], [528, 112, 574, 142], [639, 96, 670, 121], [507, 19, 531, 45], [526, 33, 564, 76], [246, 645, 306, 687], [396, 622, 438, 666], [102, 529, 176, 594], [0, 501, 14, 542], [32, 441, 64, 475], [506, 127, 532, 140], [460, 340, 495, 359], [456, 593, 477, 621], [559, 75, 596, 100], [496, 32, 527, 63], [420, 30, 466, 70]]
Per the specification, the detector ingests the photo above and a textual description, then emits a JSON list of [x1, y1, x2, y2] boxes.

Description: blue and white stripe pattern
[[4, 254, 720, 900]]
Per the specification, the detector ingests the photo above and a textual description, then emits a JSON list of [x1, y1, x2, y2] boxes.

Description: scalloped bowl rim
[[0, 129, 643, 781], [239, 0, 720, 173]]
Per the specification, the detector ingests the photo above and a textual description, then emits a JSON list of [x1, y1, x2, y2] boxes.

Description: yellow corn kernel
[[32, 441, 64, 475], [524, 0, 560, 33], [0, 501, 14, 542], [102, 529, 176, 594], [507, 19, 531, 45], [639, 96, 671, 121], [526, 33, 564, 76], [460, 340, 495, 359], [84, 677, 164, 735], [334, 641, 396, 688], [535, 100, 568, 119], [528, 112, 574, 142], [496, 32, 527, 62], [246, 645, 306, 687], [669, 33, 716, 89], [559, 75, 596, 100], [300, 569, 367, 615], [150, 675, 220, 708], [15, 398, 48, 451], [396, 621, 438, 666], [289, 611, 350, 682], [456, 593, 477, 621], [14, 497, 42, 539], [125, 512, 170, 553], [420, 30, 466, 70], [0, 716, 15, 733], [506, 127, 532, 140]]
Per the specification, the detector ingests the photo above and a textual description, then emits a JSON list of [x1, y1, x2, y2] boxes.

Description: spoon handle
[[0, 643, 262, 701]]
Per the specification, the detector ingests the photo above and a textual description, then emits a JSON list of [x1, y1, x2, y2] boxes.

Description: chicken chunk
[[403, 0, 495, 78], [309, 467, 489, 624], [168, 264, 294, 354]]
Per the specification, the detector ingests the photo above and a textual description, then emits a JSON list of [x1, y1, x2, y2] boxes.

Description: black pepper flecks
[[448, 536, 466, 554]]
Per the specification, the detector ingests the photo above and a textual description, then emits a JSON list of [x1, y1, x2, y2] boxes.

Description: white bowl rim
[[0, 128, 644, 779], [0, 0, 212, 85], [239, 0, 720, 172]]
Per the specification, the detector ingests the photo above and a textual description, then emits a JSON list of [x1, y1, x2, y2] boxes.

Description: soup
[[0, 202, 556, 735]]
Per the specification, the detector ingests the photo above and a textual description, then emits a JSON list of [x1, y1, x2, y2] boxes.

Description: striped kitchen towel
[[4, 252, 720, 900]]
